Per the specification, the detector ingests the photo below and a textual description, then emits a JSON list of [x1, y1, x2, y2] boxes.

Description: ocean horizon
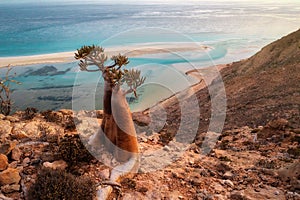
[[0, 1, 299, 112]]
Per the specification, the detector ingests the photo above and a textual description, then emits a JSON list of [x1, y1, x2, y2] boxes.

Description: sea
[[0, 1, 299, 112]]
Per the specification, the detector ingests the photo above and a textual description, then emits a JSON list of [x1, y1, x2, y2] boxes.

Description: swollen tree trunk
[[96, 84, 140, 200], [111, 86, 139, 162], [100, 81, 139, 162], [100, 80, 116, 153]]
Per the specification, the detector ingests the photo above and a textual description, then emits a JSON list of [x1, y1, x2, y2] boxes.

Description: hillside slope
[[134, 29, 300, 141], [221, 28, 300, 129]]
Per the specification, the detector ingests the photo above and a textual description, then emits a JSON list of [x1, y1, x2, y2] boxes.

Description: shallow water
[[1, 1, 299, 112]]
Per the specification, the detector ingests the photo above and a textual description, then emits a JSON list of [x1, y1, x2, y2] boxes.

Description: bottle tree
[[75, 45, 145, 199]]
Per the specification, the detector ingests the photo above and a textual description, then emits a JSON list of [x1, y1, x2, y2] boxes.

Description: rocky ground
[[1, 29, 299, 200], [0, 109, 299, 200]]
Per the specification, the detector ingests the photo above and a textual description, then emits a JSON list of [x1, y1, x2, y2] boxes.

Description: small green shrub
[[23, 107, 38, 120], [64, 115, 76, 131], [287, 147, 300, 157], [41, 110, 76, 131], [27, 168, 95, 200], [58, 134, 94, 166], [41, 110, 63, 123]]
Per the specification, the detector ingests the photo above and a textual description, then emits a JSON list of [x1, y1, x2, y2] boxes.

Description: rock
[[0, 168, 21, 186], [290, 179, 300, 191], [277, 161, 300, 182], [40, 152, 57, 162], [251, 126, 263, 133], [99, 169, 110, 180], [58, 109, 74, 115], [213, 182, 225, 194], [223, 180, 234, 187], [8, 161, 18, 169], [230, 191, 250, 200], [11, 147, 22, 161], [148, 132, 160, 144], [0, 193, 13, 200], [22, 157, 31, 167], [1, 184, 20, 193], [0, 154, 8, 171], [223, 171, 234, 179], [95, 110, 103, 118], [243, 185, 285, 199], [43, 160, 68, 170], [10, 123, 27, 140], [0, 114, 5, 120], [266, 118, 289, 130], [163, 146, 171, 152], [293, 128, 300, 134], [260, 168, 277, 176], [23, 121, 40, 137], [10, 130, 29, 140], [0, 142, 17, 155], [4, 116, 19, 122], [172, 168, 185, 180], [214, 194, 226, 200], [122, 192, 146, 200], [132, 112, 150, 126], [286, 192, 300, 199], [0, 120, 12, 140], [189, 173, 202, 186]]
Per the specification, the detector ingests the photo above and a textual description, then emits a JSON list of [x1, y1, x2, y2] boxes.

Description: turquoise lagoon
[[0, 1, 299, 112]]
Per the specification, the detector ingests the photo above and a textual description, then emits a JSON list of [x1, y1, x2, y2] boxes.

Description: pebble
[[189, 160, 194, 165], [223, 171, 234, 179], [11, 147, 22, 161], [223, 180, 234, 187], [43, 160, 68, 170], [22, 157, 31, 167], [163, 145, 171, 152], [0, 114, 5, 120], [190, 177, 202, 186], [254, 188, 260, 192]]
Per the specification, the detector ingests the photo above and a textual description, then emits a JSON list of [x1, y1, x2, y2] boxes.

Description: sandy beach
[[0, 43, 209, 67]]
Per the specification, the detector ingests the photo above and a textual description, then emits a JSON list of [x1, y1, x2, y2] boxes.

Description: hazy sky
[[2, 0, 300, 4]]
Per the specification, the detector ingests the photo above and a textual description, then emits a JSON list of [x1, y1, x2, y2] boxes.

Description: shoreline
[[0, 42, 209, 67], [140, 62, 232, 113]]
